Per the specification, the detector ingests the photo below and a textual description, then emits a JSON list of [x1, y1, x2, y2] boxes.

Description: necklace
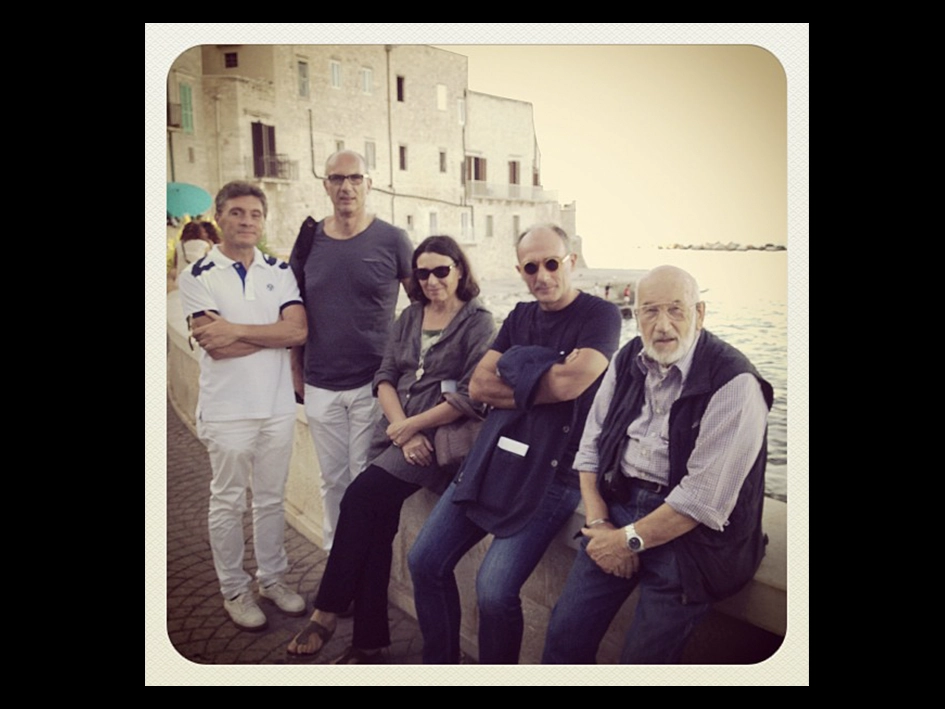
[[416, 301, 462, 381], [416, 329, 443, 381]]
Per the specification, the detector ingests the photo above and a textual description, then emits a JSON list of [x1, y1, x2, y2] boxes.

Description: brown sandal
[[286, 619, 334, 656]]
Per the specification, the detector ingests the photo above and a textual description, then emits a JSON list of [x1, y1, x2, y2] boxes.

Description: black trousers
[[314, 464, 421, 649]]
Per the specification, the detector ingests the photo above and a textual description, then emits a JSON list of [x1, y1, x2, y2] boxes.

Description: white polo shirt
[[178, 245, 302, 422]]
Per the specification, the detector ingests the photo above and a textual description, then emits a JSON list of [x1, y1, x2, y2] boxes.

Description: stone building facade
[[165, 44, 576, 277]]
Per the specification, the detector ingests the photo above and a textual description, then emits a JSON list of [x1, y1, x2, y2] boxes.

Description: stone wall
[[166, 290, 786, 663], [166, 45, 584, 277]]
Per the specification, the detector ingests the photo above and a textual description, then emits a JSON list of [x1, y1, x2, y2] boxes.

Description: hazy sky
[[439, 45, 787, 265]]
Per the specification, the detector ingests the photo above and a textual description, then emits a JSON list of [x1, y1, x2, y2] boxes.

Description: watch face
[[625, 527, 643, 551]]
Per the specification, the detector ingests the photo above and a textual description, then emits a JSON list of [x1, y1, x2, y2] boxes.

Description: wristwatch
[[624, 523, 645, 552]]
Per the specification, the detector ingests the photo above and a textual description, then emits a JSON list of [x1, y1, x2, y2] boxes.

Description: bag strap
[[288, 216, 319, 297], [288, 217, 319, 406]]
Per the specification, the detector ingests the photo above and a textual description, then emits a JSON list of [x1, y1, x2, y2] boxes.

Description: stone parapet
[[167, 291, 786, 663]]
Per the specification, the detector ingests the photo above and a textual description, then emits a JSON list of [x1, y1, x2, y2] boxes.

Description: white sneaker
[[259, 581, 306, 616], [223, 591, 268, 631]]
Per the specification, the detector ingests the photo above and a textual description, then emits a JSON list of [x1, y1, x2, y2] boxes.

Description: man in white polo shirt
[[179, 181, 308, 631]]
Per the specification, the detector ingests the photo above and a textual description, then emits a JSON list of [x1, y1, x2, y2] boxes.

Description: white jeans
[[197, 413, 295, 598], [304, 383, 378, 551]]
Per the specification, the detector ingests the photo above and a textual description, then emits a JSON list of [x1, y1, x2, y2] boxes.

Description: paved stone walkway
[[165, 400, 425, 665]]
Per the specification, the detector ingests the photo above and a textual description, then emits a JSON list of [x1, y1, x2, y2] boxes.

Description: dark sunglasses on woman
[[415, 264, 457, 280]]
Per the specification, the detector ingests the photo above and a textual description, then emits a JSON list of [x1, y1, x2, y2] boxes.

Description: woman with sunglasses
[[287, 235, 494, 663]]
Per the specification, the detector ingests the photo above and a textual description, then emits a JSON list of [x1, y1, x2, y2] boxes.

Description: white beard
[[643, 326, 699, 367]]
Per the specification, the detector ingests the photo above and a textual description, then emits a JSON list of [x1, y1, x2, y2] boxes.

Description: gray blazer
[[367, 297, 495, 490]]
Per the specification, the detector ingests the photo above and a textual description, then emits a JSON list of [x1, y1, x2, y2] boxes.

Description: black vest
[[596, 330, 774, 603]]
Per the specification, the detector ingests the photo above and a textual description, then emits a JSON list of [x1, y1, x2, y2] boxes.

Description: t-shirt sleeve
[[178, 265, 218, 319], [576, 299, 622, 361], [373, 306, 409, 394], [394, 229, 413, 280], [490, 307, 516, 354]]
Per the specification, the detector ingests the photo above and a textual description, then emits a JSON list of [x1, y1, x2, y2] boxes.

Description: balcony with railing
[[247, 154, 299, 181], [465, 180, 557, 203]]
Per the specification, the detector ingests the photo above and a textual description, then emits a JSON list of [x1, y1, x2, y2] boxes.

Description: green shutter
[[180, 83, 193, 134]]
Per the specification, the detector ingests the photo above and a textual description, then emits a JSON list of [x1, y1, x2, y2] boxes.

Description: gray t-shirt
[[300, 218, 413, 390]]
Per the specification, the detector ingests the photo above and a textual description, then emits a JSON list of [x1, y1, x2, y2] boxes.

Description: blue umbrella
[[167, 182, 213, 219]]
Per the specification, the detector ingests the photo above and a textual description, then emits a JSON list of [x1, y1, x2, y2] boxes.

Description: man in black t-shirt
[[408, 224, 621, 664]]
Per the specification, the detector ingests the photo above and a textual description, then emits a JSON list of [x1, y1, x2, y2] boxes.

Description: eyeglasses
[[415, 264, 457, 280], [326, 173, 365, 186], [634, 302, 697, 323], [520, 255, 571, 275]]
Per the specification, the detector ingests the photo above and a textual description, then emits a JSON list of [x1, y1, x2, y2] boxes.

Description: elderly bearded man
[[542, 265, 773, 664]]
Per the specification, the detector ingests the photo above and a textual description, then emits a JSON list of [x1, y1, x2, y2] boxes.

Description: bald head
[[636, 265, 700, 307], [323, 150, 372, 218], [325, 149, 367, 175], [517, 223, 569, 255]]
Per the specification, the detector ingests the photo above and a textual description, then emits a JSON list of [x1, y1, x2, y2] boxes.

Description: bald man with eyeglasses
[[290, 150, 413, 552]]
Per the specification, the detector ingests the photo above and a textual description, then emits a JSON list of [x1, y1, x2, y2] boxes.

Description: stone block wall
[[167, 291, 786, 663]]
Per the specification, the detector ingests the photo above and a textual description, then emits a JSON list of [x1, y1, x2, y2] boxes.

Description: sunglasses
[[415, 264, 457, 280], [520, 255, 571, 275], [326, 173, 365, 186]]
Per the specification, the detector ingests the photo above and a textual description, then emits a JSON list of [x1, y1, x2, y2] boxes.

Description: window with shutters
[[180, 83, 194, 134], [465, 156, 486, 182], [298, 61, 310, 98], [252, 122, 279, 178]]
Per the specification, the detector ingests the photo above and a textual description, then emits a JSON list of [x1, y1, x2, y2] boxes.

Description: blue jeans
[[542, 485, 711, 664], [408, 475, 580, 664]]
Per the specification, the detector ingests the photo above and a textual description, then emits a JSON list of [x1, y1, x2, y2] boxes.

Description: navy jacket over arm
[[452, 346, 577, 537]]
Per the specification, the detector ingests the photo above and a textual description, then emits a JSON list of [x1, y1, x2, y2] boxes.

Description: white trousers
[[304, 383, 378, 551], [197, 413, 295, 598]]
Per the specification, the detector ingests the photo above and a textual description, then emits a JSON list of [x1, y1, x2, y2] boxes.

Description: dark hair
[[181, 221, 220, 244], [408, 235, 480, 304], [214, 181, 268, 218], [180, 221, 206, 242], [200, 221, 221, 244]]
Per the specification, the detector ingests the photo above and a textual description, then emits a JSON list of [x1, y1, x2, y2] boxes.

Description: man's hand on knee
[[583, 526, 639, 579]]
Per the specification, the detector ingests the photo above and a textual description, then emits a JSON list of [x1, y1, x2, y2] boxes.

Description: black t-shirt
[[492, 291, 621, 466]]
